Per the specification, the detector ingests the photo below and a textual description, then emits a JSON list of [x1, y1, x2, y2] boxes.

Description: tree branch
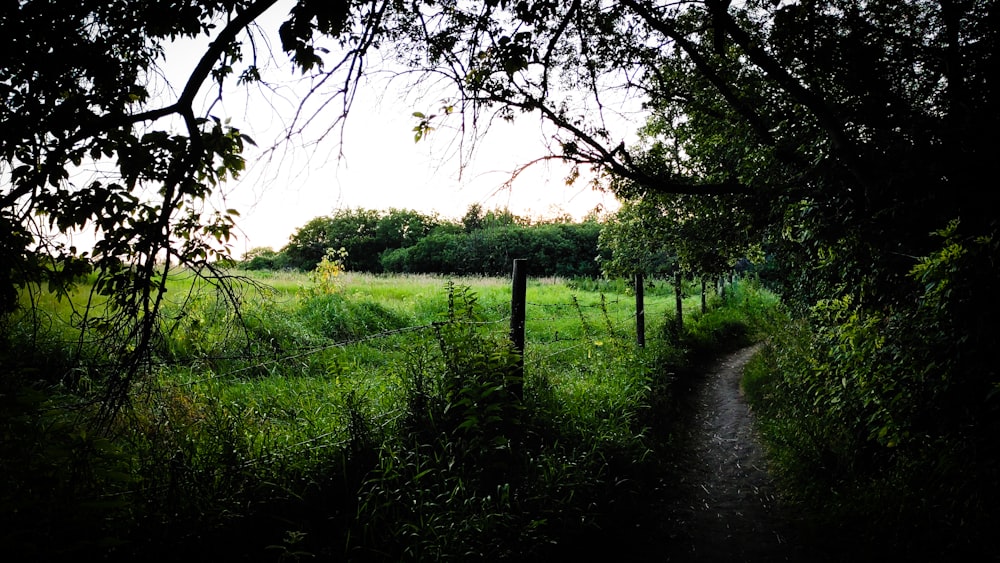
[[541, 0, 581, 95], [619, 0, 778, 148], [709, 3, 877, 198]]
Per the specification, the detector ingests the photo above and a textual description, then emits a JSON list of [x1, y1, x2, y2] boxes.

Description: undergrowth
[[742, 225, 1000, 560]]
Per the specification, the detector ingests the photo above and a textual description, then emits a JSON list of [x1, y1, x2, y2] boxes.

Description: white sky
[[162, 1, 624, 257]]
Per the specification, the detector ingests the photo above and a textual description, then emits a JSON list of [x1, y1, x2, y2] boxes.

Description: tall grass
[[2, 270, 778, 561]]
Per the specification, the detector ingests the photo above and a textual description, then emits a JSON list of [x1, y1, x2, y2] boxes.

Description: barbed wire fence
[[149, 261, 660, 385], [81, 260, 680, 504]]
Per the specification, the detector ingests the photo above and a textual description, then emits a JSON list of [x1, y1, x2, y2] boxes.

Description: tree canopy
[[5, 0, 993, 300], [384, 0, 998, 308], [261, 204, 602, 277], [279, 207, 441, 271]]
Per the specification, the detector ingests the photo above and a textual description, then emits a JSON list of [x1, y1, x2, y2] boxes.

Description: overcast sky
[[224, 84, 622, 254], [161, 1, 624, 257]]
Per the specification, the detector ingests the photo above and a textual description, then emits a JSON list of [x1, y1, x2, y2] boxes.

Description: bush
[[352, 284, 531, 560], [742, 221, 1000, 557]]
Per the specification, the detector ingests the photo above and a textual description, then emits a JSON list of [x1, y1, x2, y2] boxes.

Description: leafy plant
[[353, 283, 529, 559], [743, 221, 1000, 556], [307, 247, 348, 295]]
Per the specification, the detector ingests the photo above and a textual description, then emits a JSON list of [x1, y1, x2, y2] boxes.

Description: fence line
[[237, 410, 406, 471], [156, 260, 666, 387], [168, 304, 653, 383], [70, 262, 714, 508], [525, 299, 622, 308], [84, 263, 664, 504], [526, 339, 595, 366], [167, 317, 510, 388], [525, 311, 642, 367]]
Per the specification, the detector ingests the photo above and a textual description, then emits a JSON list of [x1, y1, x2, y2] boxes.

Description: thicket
[[1, 272, 774, 561], [743, 221, 1000, 559], [271, 207, 444, 272]]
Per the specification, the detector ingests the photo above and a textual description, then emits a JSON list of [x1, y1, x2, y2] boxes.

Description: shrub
[[353, 284, 530, 560], [743, 221, 1000, 557]]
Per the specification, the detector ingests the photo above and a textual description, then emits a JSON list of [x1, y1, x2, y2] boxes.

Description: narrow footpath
[[649, 345, 837, 562]]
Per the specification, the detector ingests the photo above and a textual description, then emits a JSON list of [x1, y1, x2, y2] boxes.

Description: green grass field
[[145, 269, 691, 453], [4, 267, 765, 561]]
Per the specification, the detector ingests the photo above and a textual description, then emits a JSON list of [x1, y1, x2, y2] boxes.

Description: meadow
[[145, 269, 692, 445], [3, 268, 773, 561]]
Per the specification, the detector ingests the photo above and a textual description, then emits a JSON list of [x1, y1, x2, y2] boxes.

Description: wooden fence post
[[674, 270, 684, 334], [510, 259, 527, 398], [634, 272, 645, 348], [701, 278, 707, 314]]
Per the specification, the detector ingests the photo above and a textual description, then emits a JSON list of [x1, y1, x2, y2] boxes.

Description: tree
[[461, 203, 486, 233], [281, 215, 334, 271], [373, 0, 997, 304], [0, 0, 287, 413], [375, 208, 440, 252], [241, 246, 285, 270], [0, 0, 396, 411], [382, 219, 602, 277], [598, 198, 677, 280], [599, 190, 750, 329], [280, 208, 439, 272], [599, 189, 751, 283], [441, 3, 996, 540], [461, 203, 528, 233]]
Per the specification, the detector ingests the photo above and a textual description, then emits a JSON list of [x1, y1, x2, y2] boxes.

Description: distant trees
[[278, 208, 441, 271], [242, 246, 288, 270], [460, 203, 529, 233], [381, 220, 602, 278], [249, 205, 603, 278]]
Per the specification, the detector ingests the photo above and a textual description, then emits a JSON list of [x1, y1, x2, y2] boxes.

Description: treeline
[[242, 204, 605, 278]]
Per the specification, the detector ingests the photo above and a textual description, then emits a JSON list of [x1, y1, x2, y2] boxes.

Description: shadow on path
[[551, 345, 874, 562], [647, 345, 841, 562]]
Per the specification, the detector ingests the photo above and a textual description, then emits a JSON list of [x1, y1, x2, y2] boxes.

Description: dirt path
[[651, 345, 828, 562]]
